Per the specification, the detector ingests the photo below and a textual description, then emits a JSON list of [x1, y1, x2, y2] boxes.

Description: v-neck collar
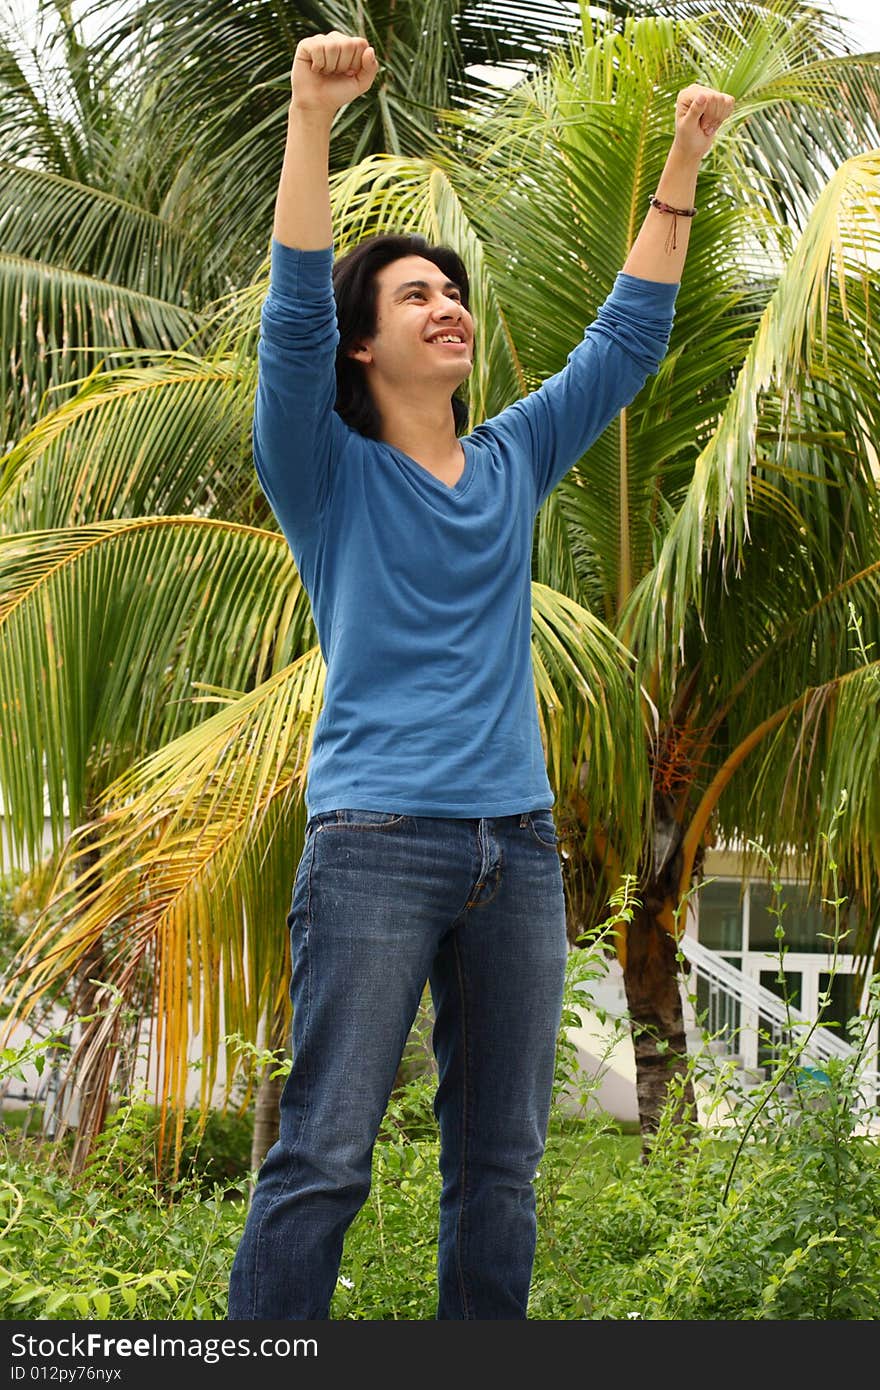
[[385, 439, 475, 498]]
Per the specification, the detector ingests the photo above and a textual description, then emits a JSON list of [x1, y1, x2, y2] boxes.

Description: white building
[[567, 844, 879, 1124]]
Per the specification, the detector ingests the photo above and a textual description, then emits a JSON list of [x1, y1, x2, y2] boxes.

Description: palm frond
[[0, 161, 209, 301], [0, 517, 311, 864], [1, 646, 324, 1119], [80, 0, 577, 283], [530, 580, 649, 863], [741, 663, 880, 916], [0, 251, 202, 447], [0, 4, 78, 169], [627, 149, 880, 667], [0, 354, 252, 528]]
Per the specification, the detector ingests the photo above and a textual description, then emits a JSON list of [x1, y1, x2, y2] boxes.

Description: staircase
[[679, 934, 879, 1106]]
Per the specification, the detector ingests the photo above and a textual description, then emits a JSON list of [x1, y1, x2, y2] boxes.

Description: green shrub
[[2, 1049, 878, 1320], [1, 871, 878, 1320], [0, 1154, 242, 1319], [84, 1100, 253, 1197]]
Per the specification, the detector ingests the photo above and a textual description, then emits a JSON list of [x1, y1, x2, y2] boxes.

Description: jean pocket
[[305, 810, 339, 837], [326, 808, 411, 832], [527, 810, 558, 849]]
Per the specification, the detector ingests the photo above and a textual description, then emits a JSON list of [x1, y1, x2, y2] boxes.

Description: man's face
[[349, 255, 475, 393]]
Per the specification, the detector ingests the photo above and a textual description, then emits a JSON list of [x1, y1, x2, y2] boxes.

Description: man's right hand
[[291, 31, 379, 115]]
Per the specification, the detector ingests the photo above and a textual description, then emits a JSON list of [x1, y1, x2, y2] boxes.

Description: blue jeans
[[227, 809, 567, 1320]]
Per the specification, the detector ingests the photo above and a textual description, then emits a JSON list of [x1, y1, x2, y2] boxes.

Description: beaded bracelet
[[648, 195, 698, 217], [648, 194, 698, 253]]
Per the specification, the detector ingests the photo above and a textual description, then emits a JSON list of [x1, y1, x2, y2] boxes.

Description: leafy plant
[[1, 925, 877, 1320], [3, 0, 879, 1160]]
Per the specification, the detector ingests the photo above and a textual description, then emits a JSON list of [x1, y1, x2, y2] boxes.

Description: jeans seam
[[323, 812, 411, 832], [451, 929, 473, 1319], [466, 848, 503, 910]]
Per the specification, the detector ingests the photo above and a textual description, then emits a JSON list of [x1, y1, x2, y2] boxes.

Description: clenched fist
[[291, 31, 379, 115], [673, 84, 736, 160]]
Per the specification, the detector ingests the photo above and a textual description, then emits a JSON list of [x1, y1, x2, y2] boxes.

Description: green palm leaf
[[0, 517, 312, 862], [0, 252, 203, 447], [741, 664, 880, 923], [627, 149, 880, 669], [530, 581, 648, 861], [0, 162, 208, 300], [1, 646, 324, 1117], [85, 0, 580, 281], [0, 354, 253, 528]]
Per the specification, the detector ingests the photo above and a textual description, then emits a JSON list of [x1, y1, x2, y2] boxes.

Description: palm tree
[[0, 0, 588, 1157], [0, 0, 224, 453], [3, 1, 880, 1155], [2, 0, 579, 445]]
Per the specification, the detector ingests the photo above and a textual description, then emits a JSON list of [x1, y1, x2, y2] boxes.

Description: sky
[[4, 1, 880, 53], [3, 3, 880, 71], [826, 0, 880, 51]]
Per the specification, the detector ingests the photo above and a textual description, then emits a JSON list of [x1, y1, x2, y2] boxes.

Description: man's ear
[[347, 343, 373, 364]]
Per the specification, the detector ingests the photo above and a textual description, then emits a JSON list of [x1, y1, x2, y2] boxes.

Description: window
[[698, 878, 850, 955], [696, 879, 744, 952], [748, 882, 844, 954]]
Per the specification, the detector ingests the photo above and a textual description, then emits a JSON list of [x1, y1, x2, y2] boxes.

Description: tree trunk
[[67, 926, 114, 1173], [249, 998, 289, 1177], [622, 896, 696, 1148], [45, 829, 116, 1173]]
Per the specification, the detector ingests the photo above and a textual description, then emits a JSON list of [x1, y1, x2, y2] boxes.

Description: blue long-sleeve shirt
[[255, 240, 677, 817]]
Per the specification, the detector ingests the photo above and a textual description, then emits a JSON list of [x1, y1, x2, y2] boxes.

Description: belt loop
[[519, 812, 529, 827]]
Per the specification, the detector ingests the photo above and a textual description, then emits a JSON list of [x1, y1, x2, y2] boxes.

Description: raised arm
[[253, 33, 378, 563], [274, 32, 379, 250], [623, 83, 736, 283], [478, 83, 736, 507]]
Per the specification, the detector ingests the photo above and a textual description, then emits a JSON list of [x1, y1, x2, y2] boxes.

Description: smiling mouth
[[427, 334, 468, 347]]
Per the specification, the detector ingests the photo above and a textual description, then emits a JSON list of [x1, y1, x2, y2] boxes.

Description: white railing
[[678, 935, 879, 1092]]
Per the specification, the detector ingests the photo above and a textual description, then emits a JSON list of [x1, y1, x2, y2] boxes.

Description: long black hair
[[331, 232, 471, 440]]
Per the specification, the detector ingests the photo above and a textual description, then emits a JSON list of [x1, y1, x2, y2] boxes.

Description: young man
[[228, 30, 734, 1321]]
